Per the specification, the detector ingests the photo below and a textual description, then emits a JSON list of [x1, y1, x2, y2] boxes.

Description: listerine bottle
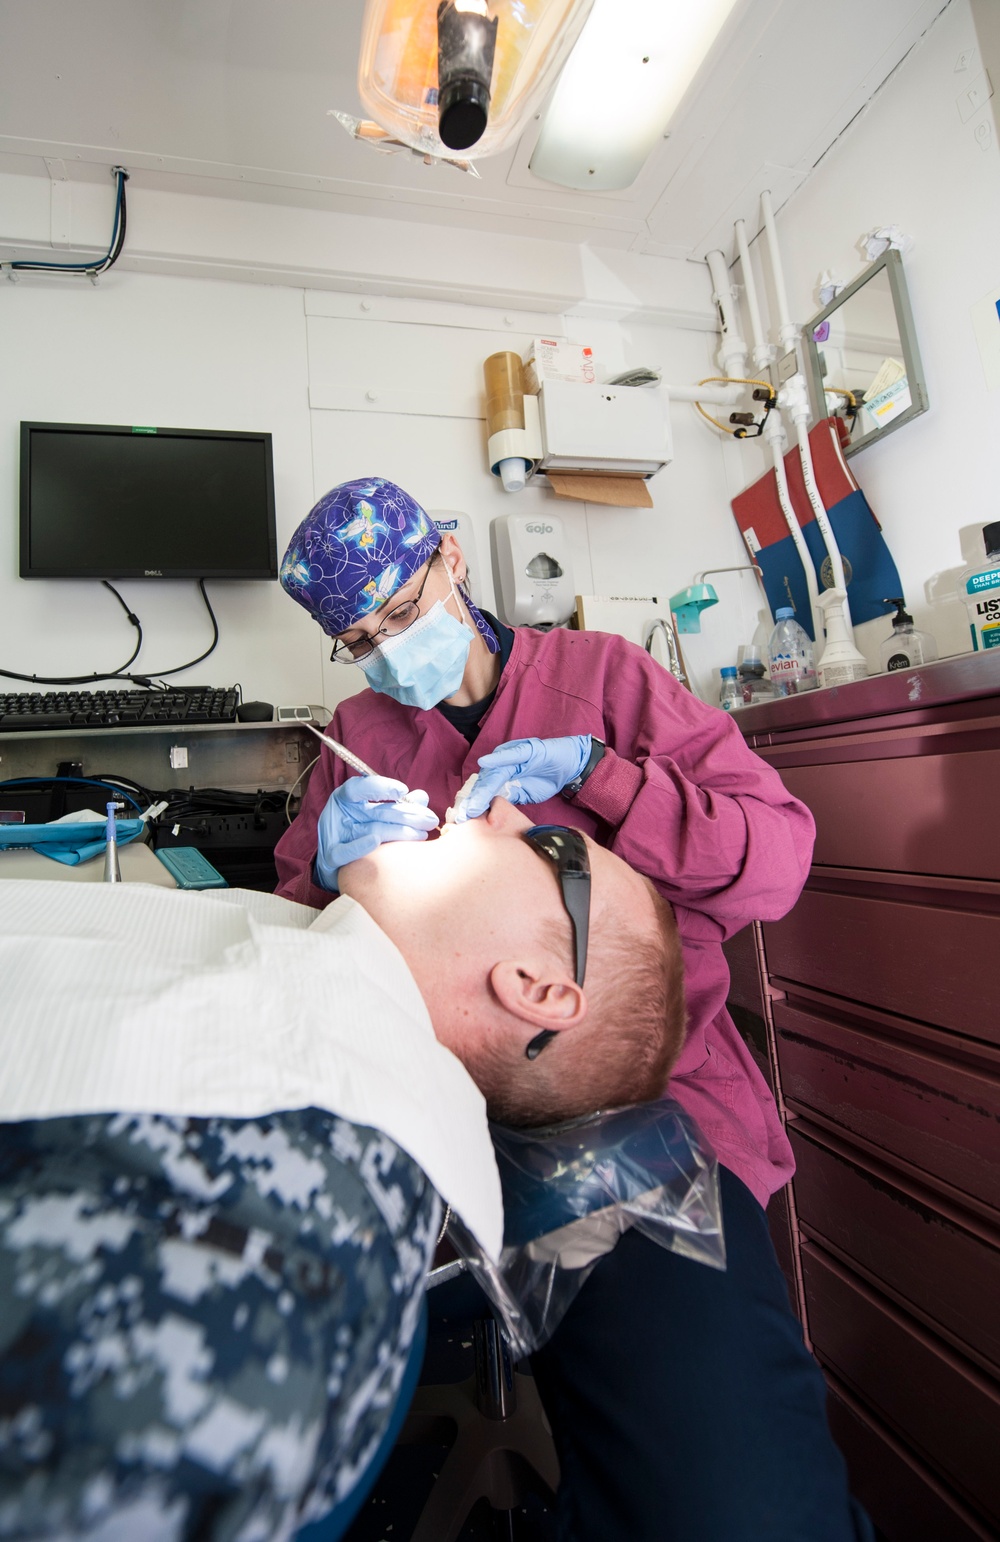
[[960, 523, 1000, 652], [879, 598, 938, 672]]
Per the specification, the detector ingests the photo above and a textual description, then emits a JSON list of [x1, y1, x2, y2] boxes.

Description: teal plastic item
[[669, 583, 718, 633], [155, 846, 229, 889], [0, 818, 144, 866]]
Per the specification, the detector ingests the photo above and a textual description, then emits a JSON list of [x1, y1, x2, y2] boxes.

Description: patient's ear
[[490, 960, 587, 1030]]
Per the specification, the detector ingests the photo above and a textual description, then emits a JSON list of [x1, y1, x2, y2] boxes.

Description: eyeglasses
[[519, 824, 591, 1061], [330, 553, 440, 663]]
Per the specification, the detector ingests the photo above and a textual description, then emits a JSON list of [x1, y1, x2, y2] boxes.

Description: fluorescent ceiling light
[[530, 0, 739, 192]]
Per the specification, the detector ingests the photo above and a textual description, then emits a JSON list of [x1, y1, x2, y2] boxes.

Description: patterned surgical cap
[[279, 478, 441, 636]]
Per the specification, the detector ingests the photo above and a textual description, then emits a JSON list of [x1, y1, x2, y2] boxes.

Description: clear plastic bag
[[446, 1098, 724, 1359]]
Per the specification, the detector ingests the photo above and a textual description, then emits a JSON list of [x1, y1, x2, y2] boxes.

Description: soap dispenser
[[879, 598, 938, 672]]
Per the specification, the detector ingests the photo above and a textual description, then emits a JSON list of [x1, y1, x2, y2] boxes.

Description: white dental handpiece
[[301, 723, 426, 806]]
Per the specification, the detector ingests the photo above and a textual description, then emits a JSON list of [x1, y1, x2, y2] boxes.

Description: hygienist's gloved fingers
[[338, 772, 411, 807], [368, 818, 433, 845], [474, 740, 537, 772], [367, 797, 439, 831], [459, 768, 522, 820]]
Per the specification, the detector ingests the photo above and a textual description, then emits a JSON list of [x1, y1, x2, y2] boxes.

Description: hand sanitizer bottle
[[817, 588, 868, 688], [959, 523, 1000, 652], [767, 608, 818, 696], [879, 598, 938, 672]]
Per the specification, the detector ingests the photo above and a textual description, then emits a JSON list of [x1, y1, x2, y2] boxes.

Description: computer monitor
[[19, 422, 278, 581]]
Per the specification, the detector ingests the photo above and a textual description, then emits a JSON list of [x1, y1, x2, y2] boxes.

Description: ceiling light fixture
[[529, 0, 740, 192], [357, 0, 596, 162]]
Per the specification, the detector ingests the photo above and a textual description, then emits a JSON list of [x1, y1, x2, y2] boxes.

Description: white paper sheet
[[0, 882, 502, 1258]]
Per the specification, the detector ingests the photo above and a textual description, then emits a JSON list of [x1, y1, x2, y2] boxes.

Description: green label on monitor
[[131, 426, 158, 434]]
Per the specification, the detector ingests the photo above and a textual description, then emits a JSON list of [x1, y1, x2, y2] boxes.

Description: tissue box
[[523, 337, 596, 394]]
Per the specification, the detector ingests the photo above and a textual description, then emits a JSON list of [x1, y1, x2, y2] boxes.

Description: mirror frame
[[802, 247, 928, 459]]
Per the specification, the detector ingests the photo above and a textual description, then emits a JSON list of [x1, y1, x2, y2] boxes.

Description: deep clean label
[[966, 569, 1000, 650]]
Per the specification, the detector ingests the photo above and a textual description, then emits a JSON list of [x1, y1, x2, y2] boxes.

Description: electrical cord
[[0, 775, 145, 816], [126, 580, 221, 685], [1, 579, 221, 689], [285, 755, 320, 825], [0, 582, 142, 687], [694, 376, 775, 436], [6, 167, 129, 277]]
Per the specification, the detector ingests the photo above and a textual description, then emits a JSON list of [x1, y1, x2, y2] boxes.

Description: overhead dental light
[[529, 0, 740, 192], [356, 0, 596, 162]]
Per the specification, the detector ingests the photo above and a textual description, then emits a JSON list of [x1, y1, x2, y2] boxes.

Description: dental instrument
[[103, 800, 125, 884], [301, 722, 425, 805]]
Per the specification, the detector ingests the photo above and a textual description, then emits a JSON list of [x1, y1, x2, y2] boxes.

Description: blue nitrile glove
[[459, 735, 592, 821], [314, 775, 439, 891]]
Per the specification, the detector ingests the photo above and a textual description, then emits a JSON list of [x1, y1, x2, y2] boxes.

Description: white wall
[[1, 195, 748, 712], [735, 0, 1000, 665]]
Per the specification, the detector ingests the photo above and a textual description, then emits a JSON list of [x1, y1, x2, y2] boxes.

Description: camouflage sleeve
[[0, 1107, 440, 1541]]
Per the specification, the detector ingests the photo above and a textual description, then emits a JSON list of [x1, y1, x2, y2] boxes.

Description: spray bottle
[[817, 588, 868, 688], [103, 800, 125, 884]]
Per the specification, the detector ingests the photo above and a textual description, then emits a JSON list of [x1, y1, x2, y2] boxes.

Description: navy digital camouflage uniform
[[0, 1107, 440, 1541]]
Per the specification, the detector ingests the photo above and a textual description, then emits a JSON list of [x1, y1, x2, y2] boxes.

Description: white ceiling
[[0, 0, 949, 259]]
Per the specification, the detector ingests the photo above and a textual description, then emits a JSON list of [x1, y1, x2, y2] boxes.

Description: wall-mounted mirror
[[802, 247, 928, 459]]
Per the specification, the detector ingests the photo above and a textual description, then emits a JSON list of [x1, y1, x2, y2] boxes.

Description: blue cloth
[[280, 478, 441, 635], [531, 1166, 874, 1542], [0, 818, 144, 866]]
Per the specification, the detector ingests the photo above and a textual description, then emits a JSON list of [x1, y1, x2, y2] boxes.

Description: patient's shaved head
[[339, 800, 686, 1122]]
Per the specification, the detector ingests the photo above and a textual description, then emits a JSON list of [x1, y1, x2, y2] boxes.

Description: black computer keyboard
[[0, 688, 240, 732]]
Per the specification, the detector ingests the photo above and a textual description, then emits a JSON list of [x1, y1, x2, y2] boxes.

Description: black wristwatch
[[562, 737, 606, 799]]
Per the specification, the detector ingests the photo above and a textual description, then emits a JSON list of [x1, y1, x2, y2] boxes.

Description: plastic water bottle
[[767, 608, 818, 696], [719, 666, 742, 712]]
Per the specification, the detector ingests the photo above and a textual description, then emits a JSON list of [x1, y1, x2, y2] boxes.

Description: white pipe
[[734, 218, 772, 376], [664, 381, 742, 405], [760, 190, 798, 356], [694, 564, 765, 588], [705, 247, 748, 380], [762, 408, 824, 643], [779, 374, 853, 632]]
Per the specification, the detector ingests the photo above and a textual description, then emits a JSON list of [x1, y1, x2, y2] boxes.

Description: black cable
[[0, 581, 142, 687], [8, 168, 129, 276], [0, 775, 145, 816], [126, 579, 220, 685]]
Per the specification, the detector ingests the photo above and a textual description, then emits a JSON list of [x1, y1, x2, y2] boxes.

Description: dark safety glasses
[[519, 824, 591, 1061]]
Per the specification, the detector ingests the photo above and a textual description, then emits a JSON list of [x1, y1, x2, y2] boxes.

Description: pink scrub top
[[274, 626, 815, 1209]]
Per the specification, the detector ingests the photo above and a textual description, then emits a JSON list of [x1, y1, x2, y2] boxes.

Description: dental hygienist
[[274, 481, 864, 1542]]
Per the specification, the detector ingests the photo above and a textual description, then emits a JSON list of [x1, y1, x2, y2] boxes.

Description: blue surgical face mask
[[356, 573, 472, 710]]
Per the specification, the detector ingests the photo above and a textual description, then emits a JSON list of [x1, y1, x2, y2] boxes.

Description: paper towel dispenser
[[537, 380, 671, 476]]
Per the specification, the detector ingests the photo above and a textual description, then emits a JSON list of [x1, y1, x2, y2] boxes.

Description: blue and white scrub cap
[[279, 478, 441, 636]]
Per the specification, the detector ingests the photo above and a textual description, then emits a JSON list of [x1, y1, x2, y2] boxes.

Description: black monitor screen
[[20, 422, 278, 580]]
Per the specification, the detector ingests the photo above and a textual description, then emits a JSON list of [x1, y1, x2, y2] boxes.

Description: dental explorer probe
[[300, 722, 426, 805]]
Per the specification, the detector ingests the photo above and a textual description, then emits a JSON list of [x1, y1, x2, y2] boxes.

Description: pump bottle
[[879, 598, 938, 672], [816, 588, 868, 688], [959, 522, 1000, 652]]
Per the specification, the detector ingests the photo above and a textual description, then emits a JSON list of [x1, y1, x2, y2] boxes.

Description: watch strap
[[562, 737, 606, 799]]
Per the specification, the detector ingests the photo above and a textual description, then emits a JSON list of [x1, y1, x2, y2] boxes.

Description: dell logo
[[144, 569, 162, 576], [525, 523, 553, 535]]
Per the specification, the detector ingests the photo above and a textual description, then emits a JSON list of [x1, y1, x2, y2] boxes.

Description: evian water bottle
[[767, 607, 818, 696]]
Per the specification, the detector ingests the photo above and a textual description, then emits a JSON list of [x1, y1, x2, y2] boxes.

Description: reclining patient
[[0, 799, 684, 1541]]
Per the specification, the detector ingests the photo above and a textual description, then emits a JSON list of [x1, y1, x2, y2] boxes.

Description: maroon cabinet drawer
[[775, 1005, 1000, 1214], [779, 748, 1000, 879], [803, 1244, 1000, 1526], [790, 1127, 1000, 1375], [763, 889, 1000, 1044], [827, 1382, 991, 1542]]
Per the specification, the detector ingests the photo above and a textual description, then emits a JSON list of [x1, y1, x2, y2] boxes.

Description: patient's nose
[[484, 797, 533, 833]]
